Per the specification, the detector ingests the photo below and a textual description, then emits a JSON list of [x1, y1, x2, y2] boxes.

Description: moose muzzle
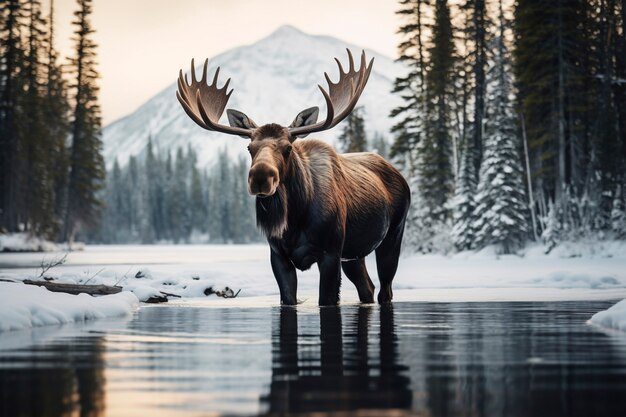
[[248, 162, 279, 197]]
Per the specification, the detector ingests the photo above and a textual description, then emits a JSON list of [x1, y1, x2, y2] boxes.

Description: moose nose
[[248, 163, 279, 196]]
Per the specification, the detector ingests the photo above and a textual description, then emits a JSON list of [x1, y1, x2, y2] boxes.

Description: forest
[[389, 0, 626, 253], [1, 0, 625, 253], [0, 0, 103, 243]]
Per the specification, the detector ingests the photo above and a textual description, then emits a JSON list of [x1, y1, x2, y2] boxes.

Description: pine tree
[[451, 136, 477, 250], [472, 17, 529, 254], [0, 0, 27, 232], [418, 0, 456, 222], [611, 186, 626, 239], [592, 0, 625, 228], [541, 200, 561, 251], [63, 0, 105, 242], [44, 0, 70, 240], [389, 0, 428, 172], [461, 0, 488, 178], [337, 106, 367, 153], [21, 0, 55, 237], [515, 0, 596, 208]]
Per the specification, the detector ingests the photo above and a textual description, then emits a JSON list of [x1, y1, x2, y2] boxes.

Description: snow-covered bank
[[0, 242, 625, 304], [0, 282, 138, 332], [0, 232, 84, 253], [589, 299, 626, 332]]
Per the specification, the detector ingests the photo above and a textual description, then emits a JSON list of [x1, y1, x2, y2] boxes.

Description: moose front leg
[[270, 249, 298, 305], [318, 253, 342, 306]]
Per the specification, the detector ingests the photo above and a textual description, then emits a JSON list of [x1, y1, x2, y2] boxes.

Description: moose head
[[176, 50, 373, 198]]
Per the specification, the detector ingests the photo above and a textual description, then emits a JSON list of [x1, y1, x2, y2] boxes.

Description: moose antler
[[288, 49, 374, 139], [176, 59, 253, 137]]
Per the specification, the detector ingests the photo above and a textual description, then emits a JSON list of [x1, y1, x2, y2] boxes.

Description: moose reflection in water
[[260, 305, 412, 414]]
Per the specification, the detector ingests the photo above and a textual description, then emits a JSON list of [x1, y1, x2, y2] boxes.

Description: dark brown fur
[[247, 125, 410, 305]]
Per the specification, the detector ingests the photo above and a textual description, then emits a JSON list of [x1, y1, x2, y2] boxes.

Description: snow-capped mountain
[[102, 25, 406, 169]]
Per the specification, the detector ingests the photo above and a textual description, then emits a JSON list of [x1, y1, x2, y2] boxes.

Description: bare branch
[[38, 253, 68, 278]]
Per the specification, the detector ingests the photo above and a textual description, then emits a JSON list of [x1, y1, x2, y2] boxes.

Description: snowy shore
[[0, 282, 138, 332], [0, 241, 625, 332], [589, 299, 626, 332]]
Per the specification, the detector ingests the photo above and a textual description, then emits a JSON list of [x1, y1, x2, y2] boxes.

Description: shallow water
[[1, 300, 625, 417]]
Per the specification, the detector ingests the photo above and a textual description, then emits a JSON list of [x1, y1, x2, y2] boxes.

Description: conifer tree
[[541, 200, 560, 251], [0, 0, 27, 232], [417, 0, 456, 222], [22, 0, 55, 237], [389, 0, 427, 172], [611, 186, 626, 239], [337, 107, 367, 153], [472, 14, 529, 253], [461, 0, 488, 178], [515, 0, 596, 206], [451, 137, 477, 250], [63, 0, 104, 242], [44, 0, 70, 239]]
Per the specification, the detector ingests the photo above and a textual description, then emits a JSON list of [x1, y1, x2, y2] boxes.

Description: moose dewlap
[[176, 49, 410, 306]]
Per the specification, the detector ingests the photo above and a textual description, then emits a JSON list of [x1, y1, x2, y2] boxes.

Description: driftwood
[[23, 279, 122, 296]]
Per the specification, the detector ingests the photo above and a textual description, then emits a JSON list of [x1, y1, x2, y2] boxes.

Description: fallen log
[[22, 279, 122, 296]]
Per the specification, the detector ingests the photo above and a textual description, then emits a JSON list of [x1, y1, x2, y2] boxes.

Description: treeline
[[90, 114, 389, 244], [87, 141, 260, 244], [0, 0, 104, 243], [390, 0, 626, 253]]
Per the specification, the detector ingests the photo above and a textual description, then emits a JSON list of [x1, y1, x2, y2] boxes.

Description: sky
[[47, 0, 400, 125]]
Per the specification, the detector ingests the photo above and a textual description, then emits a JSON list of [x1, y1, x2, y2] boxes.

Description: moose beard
[[256, 185, 288, 239]]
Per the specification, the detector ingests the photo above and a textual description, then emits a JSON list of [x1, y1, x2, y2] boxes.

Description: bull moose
[[176, 50, 410, 306]]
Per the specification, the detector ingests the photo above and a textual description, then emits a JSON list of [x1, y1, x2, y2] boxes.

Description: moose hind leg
[[375, 228, 404, 304], [341, 258, 375, 303]]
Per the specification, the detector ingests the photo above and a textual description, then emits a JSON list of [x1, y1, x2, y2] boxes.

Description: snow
[[0, 282, 138, 332], [0, 233, 86, 252], [102, 25, 406, 169], [0, 240, 624, 331], [588, 299, 626, 332], [1, 232, 60, 252]]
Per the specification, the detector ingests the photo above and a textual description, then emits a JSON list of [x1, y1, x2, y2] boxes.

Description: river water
[[1, 300, 625, 417]]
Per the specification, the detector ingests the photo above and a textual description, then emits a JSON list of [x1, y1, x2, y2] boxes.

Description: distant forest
[[88, 122, 388, 244], [2, 0, 626, 253]]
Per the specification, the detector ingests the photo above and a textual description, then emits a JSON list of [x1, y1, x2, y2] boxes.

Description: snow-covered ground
[[0, 240, 625, 331], [589, 299, 626, 332], [0, 282, 138, 332], [0, 232, 85, 252]]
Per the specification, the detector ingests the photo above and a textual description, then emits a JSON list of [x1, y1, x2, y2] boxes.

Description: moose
[[176, 50, 410, 306]]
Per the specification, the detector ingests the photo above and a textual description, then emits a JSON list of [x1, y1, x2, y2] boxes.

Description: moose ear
[[227, 109, 258, 136], [289, 107, 319, 138]]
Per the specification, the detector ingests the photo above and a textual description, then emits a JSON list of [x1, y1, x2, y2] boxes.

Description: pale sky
[[47, 0, 400, 125]]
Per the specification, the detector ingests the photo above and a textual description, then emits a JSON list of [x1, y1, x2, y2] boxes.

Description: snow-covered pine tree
[[541, 199, 560, 251], [611, 186, 626, 239], [451, 135, 477, 250], [337, 106, 367, 153], [472, 9, 529, 254]]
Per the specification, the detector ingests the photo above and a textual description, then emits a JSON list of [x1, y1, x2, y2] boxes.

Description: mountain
[[102, 25, 406, 169]]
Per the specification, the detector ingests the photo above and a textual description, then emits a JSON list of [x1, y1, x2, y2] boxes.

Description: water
[[1, 300, 625, 416]]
